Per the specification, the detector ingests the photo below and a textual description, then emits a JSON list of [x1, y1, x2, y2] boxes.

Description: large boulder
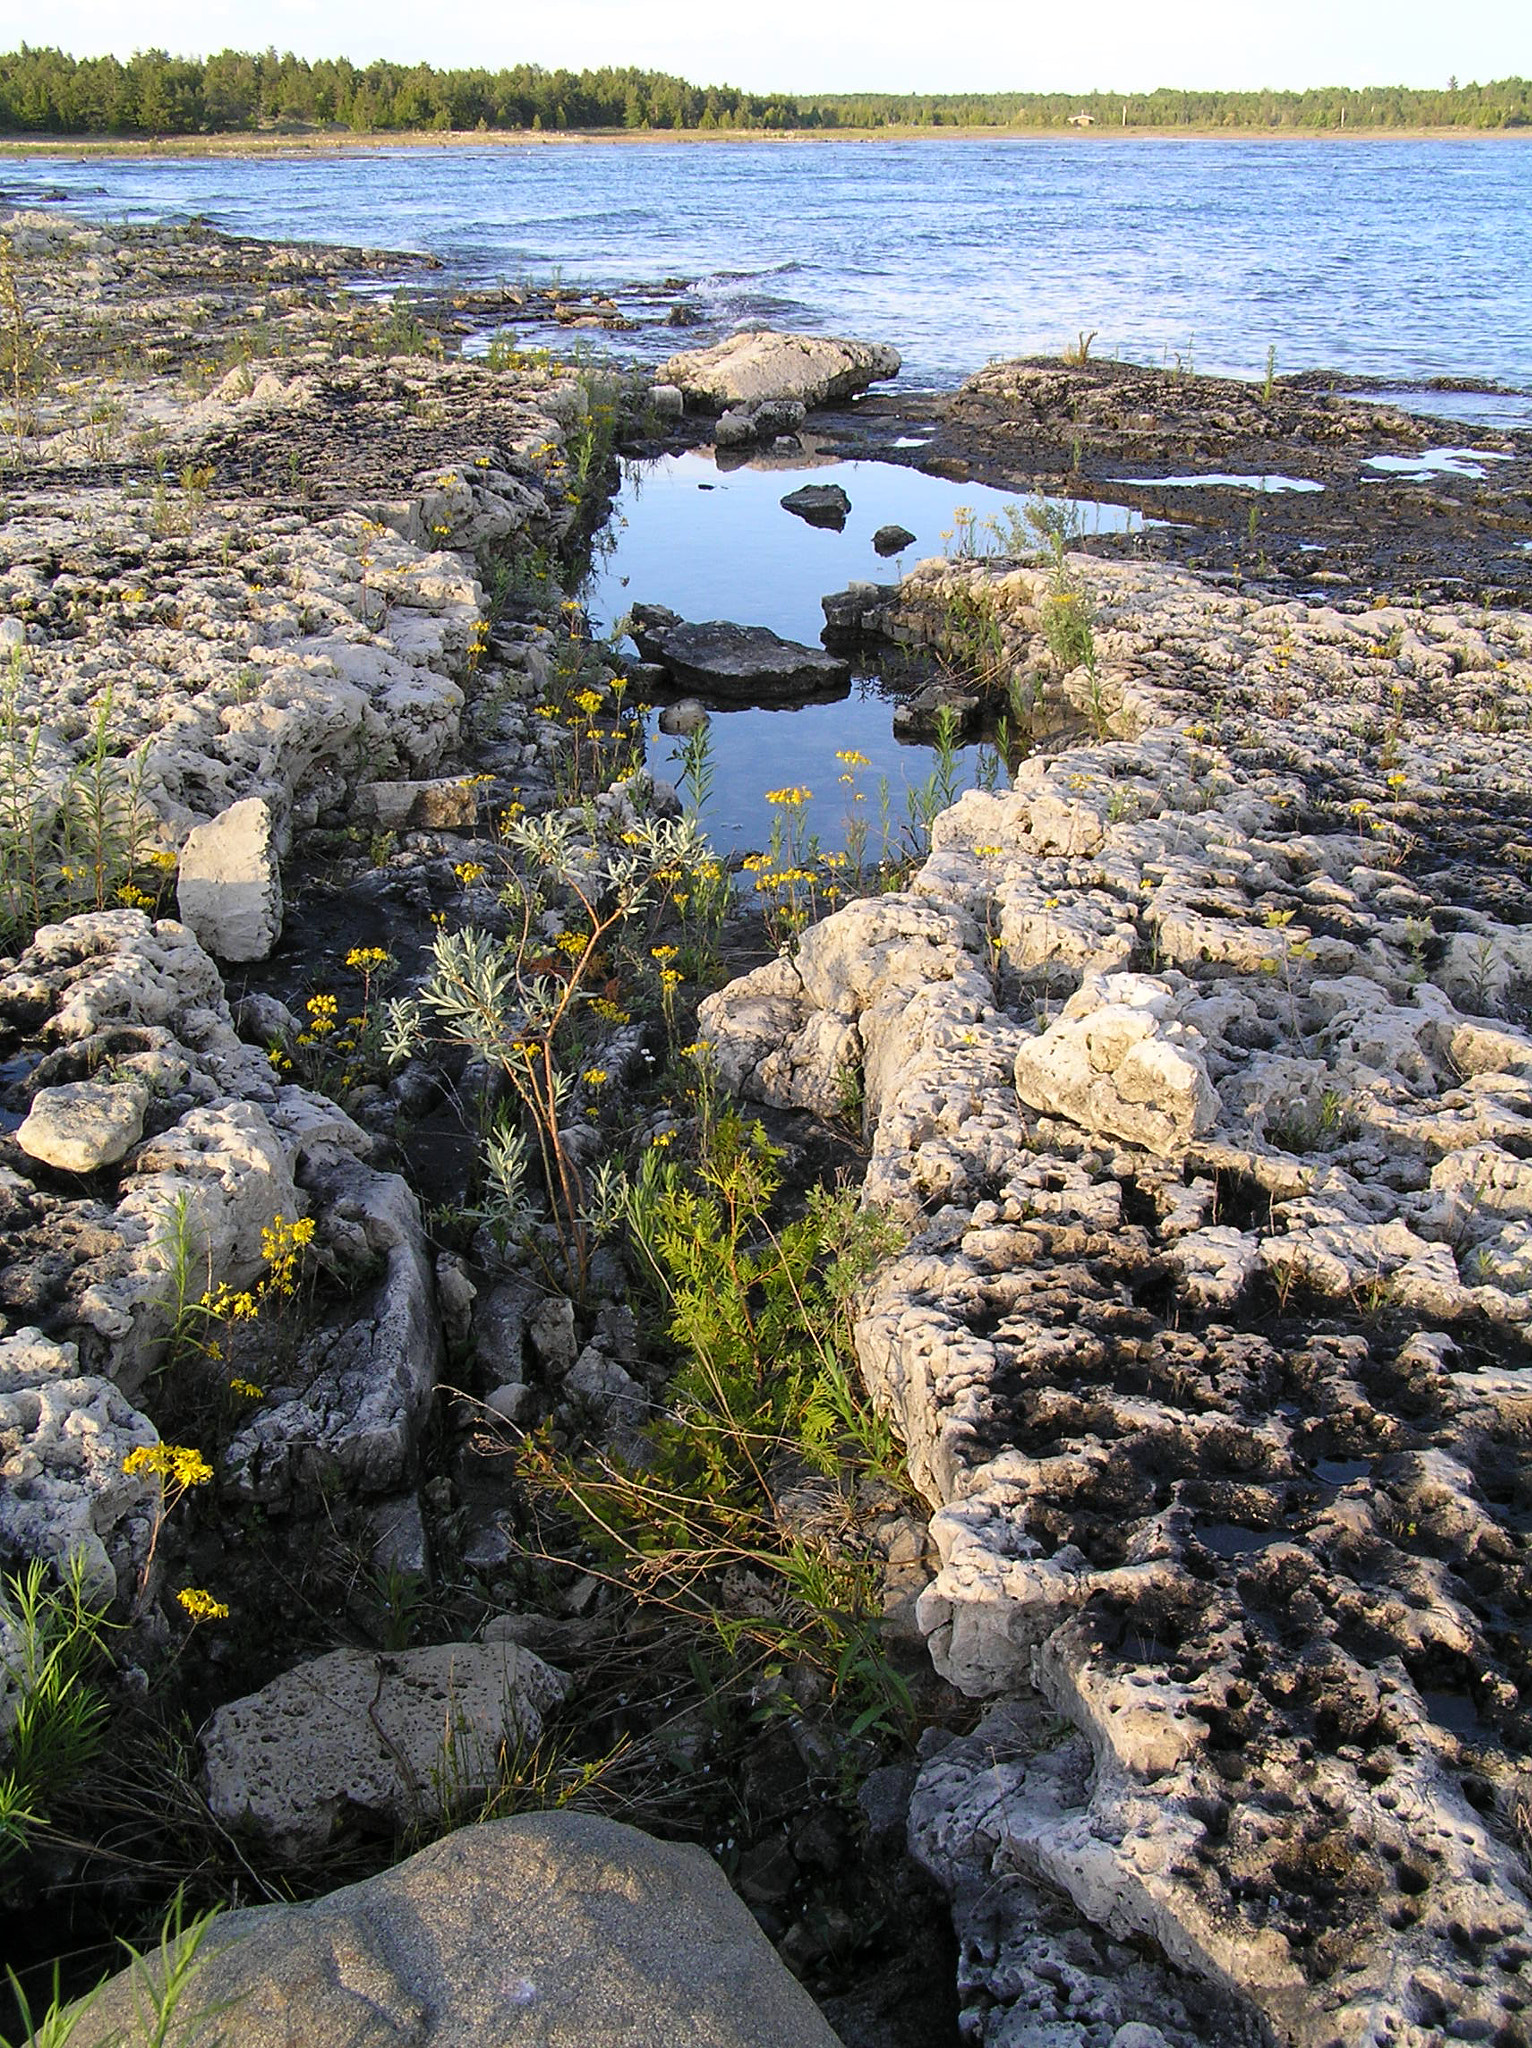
[[68, 1812, 844, 2047], [626, 605, 848, 702], [176, 796, 283, 962], [201, 1642, 569, 1859], [662, 330, 901, 413]]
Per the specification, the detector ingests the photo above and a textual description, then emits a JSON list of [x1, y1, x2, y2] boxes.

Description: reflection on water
[[589, 449, 1133, 854], [1112, 472, 1324, 493], [585, 448, 1141, 646], [1362, 447, 1516, 481]]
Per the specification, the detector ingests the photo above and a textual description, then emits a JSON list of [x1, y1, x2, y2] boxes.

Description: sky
[[5, 0, 1529, 96]]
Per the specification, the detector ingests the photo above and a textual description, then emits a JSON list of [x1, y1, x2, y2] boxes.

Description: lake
[[5, 137, 1530, 392]]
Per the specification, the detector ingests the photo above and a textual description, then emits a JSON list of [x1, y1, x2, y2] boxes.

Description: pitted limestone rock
[[200, 1641, 569, 1858], [1013, 973, 1216, 1158], [0, 1328, 158, 1606]]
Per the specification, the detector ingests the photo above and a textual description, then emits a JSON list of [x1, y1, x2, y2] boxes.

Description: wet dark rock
[[873, 523, 917, 556], [627, 603, 849, 703], [781, 484, 851, 530]]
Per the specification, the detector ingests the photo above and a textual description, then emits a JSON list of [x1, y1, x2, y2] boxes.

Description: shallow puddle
[[587, 450, 1139, 854], [1111, 472, 1323, 493], [1421, 1688, 1494, 1744], [1314, 1457, 1373, 1486], [1362, 447, 1515, 482], [1194, 1520, 1282, 1559]]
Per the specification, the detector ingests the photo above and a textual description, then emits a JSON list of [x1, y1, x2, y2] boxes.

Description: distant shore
[[2, 122, 1529, 159]]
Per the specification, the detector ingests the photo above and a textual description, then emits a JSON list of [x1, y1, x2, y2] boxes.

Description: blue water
[[6, 139, 1531, 391], [596, 450, 1139, 854]]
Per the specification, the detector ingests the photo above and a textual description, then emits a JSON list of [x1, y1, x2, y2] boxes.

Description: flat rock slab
[[201, 1642, 569, 1859], [627, 604, 848, 703], [662, 330, 901, 412], [69, 1811, 843, 2048], [17, 1078, 147, 1173], [781, 484, 851, 529]]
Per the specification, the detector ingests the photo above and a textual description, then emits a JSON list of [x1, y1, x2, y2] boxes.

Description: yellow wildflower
[[176, 1588, 229, 1623]]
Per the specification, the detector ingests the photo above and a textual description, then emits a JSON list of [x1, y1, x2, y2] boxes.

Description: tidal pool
[[585, 449, 1140, 855]]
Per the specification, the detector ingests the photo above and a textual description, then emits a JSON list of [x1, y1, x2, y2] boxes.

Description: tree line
[[0, 47, 1526, 137]]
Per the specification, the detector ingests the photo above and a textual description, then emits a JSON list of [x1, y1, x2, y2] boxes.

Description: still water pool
[[586, 450, 1140, 856]]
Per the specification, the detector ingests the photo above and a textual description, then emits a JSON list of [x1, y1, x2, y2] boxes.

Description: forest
[[0, 46, 1527, 136]]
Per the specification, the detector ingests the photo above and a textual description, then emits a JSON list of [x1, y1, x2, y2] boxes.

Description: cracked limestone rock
[[175, 796, 283, 962], [1012, 972, 1216, 1159], [0, 1328, 158, 1606], [200, 1641, 570, 1859]]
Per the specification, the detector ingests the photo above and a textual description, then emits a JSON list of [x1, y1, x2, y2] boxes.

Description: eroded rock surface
[[703, 554, 1532, 2046], [201, 1642, 569, 1859]]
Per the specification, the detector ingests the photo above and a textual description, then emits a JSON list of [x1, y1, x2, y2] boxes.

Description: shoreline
[[2, 198, 1532, 2048], [2, 122, 1529, 159]]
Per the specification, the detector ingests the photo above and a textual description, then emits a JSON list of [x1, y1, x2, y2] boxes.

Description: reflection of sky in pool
[[589, 451, 1141, 854], [1110, 473, 1323, 493], [1362, 447, 1515, 482]]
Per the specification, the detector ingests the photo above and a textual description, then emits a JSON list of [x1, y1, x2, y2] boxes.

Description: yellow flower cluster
[[589, 998, 630, 1025], [650, 944, 678, 964], [454, 862, 487, 888], [176, 1588, 229, 1623], [345, 946, 390, 974], [124, 1443, 213, 1488], [582, 1067, 609, 1088], [228, 1376, 264, 1400], [764, 785, 812, 807], [260, 1213, 316, 1298], [835, 750, 870, 769]]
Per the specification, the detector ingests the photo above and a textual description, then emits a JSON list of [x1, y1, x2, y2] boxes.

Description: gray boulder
[[17, 1078, 147, 1174], [873, 522, 917, 556], [176, 796, 283, 962], [68, 1811, 843, 2047], [662, 330, 901, 412], [714, 397, 808, 447]]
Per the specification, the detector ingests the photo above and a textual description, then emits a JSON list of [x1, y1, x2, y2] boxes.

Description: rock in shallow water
[[627, 603, 848, 702], [68, 1811, 844, 2047], [781, 483, 851, 529]]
